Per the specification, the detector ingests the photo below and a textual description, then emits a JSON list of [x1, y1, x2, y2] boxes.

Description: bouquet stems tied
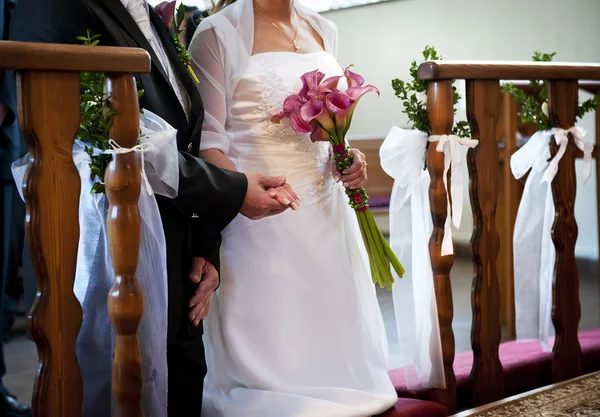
[[332, 143, 405, 290]]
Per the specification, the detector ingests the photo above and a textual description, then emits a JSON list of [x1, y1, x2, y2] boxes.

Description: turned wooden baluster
[[105, 73, 144, 416], [426, 80, 457, 413], [18, 71, 84, 417], [548, 80, 582, 382], [466, 80, 504, 405]]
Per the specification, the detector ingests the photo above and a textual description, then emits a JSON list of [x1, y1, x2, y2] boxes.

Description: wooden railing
[[418, 61, 600, 413], [0, 41, 151, 417], [496, 82, 600, 339]]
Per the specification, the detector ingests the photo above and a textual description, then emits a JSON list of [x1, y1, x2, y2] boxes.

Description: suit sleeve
[[10, 0, 249, 266]]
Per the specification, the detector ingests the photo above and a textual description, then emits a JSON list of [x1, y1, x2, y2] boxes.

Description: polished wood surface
[[0, 41, 151, 73], [495, 92, 521, 338], [18, 71, 84, 417], [548, 80, 583, 382], [466, 80, 504, 406], [418, 61, 600, 81], [426, 80, 457, 413], [105, 74, 144, 417], [0, 41, 152, 417]]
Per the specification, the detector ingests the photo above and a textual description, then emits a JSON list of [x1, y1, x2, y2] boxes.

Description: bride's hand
[[267, 183, 300, 210], [332, 148, 368, 189]]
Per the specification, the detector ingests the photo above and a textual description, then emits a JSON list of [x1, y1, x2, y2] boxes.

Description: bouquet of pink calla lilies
[[272, 66, 405, 290]]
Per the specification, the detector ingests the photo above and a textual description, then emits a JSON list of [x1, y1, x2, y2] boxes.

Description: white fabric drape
[[12, 110, 178, 417], [512, 128, 592, 351], [380, 126, 446, 389], [428, 134, 478, 256]]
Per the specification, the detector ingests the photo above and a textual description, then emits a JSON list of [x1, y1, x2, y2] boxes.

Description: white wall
[[325, 0, 600, 259]]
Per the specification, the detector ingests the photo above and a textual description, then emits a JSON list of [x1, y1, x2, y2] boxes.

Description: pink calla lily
[[289, 108, 313, 134], [300, 98, 324, 121], [271, 94, 307, 123], [346, 85, 380, 100], [310, 125, 331, 143], [307, 75, 343, 101], [299, 69, 325, 100], [284, 94, 306, 112], [344, 66, 365, 88], [321, 75, 343, 90], [155, 1, 176, 32], [300, 98, 336, 133], [326, 92, 355, 137]]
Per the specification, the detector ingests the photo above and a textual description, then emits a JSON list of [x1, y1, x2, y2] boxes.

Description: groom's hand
[[189, 257, 219, 326], [241, 173, 295, 220]]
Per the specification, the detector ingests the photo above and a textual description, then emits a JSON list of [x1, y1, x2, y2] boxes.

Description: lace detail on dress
[[255, 56, 335, 198]]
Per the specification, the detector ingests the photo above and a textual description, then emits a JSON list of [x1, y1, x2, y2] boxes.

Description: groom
[[9, 0, 293, 415]]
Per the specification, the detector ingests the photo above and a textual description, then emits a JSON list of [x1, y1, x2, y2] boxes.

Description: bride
[[188, 0, 398, 415]]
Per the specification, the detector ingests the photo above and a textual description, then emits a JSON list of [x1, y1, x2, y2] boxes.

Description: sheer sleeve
[[189, 26, 230, 155]]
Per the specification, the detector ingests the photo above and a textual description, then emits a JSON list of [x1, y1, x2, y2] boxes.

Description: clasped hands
[[189, 148, 367, 325], [240, 147, 368, 220]]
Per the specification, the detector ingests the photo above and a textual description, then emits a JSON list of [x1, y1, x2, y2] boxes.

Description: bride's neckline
[[250, 50, 329, 58]]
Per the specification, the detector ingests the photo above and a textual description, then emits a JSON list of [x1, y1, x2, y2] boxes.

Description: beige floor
[[4, 255, 599, 407]]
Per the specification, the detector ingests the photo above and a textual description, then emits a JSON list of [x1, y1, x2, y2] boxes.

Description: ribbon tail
[[450, 143, 463, 229], [441, 145, 454, 256], [542, 134, 568, 184], [441, 217, 454, 256]]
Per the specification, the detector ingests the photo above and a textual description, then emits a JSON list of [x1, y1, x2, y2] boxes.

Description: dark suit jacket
[[0, 0, 21, 180], [9, 0, 248, 341]]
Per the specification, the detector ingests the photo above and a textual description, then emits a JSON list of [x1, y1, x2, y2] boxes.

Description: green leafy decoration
[[501, 51, 597, 131], [77, 30, 144, 194], [391, 46, 471, 138]]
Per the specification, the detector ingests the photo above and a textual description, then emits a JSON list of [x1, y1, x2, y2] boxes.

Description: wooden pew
[[0, 41, 151, 417], [388, 61, 600, 414]]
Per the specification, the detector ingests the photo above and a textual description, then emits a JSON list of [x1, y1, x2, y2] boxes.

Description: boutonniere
[[156, 1, 200, 84]]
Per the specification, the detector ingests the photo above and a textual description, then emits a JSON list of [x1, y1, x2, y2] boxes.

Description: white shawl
[[187, 0, 338, 155]]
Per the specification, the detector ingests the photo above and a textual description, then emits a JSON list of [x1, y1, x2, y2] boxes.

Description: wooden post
[[17, 71, 83, 417], [547, 80, 582, 382], [497, 91, 519, 339], [105, 73, 144, 416], [466, 80, 504, 405], [427, 80, 457, 413]]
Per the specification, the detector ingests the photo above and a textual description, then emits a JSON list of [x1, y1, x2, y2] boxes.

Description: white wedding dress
[[201, 50, 397, 417], [190, 2, 397, 415], [200, 50, 397, 417]]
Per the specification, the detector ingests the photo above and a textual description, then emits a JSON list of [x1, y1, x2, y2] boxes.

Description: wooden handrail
[[0, 41, 150, 73], [0, 40, 151, 417], [418, 61, 600, 81], [417, 61, 598, 412]]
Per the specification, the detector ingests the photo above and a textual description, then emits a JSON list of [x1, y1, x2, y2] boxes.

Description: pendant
[[292, 40, 299, 51]]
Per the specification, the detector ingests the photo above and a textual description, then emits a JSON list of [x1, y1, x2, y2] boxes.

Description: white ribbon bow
[[428, 134, 479, 256], [106, 139, 155, 196], [542, 127, 593, 184]]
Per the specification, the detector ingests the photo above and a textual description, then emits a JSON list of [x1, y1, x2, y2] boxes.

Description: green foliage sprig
[[76, 30, 144, 194], [391, 46, 471, 138], [501, 51, 597, 131]]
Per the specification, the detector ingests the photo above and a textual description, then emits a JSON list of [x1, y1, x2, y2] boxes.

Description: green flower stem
[[357, 212, 377, 284], [364, 211, 394, 289], [359, 210, 390, 289]]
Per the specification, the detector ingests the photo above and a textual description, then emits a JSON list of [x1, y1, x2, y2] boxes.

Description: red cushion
[[389, 328, 600, 409], [375, 398, 447, 417]]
